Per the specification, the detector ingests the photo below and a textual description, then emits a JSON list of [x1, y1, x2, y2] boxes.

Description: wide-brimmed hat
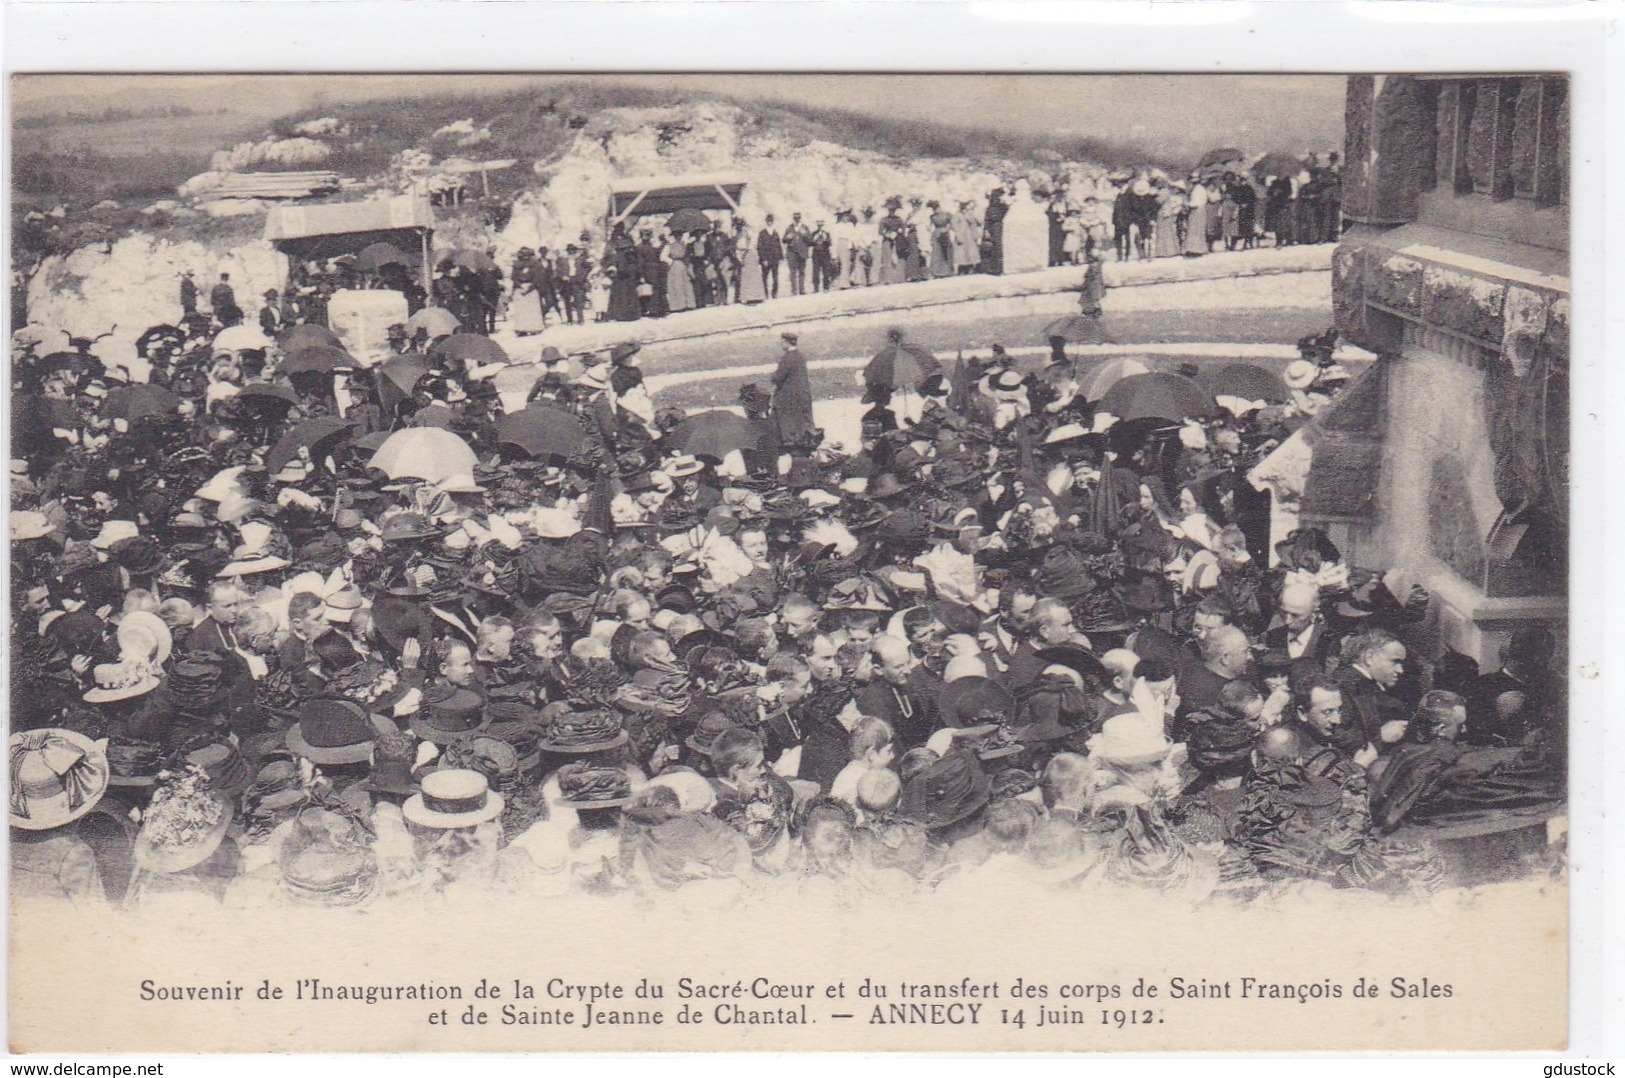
[[555, 761, 634, 810], [402, 768, 505, 829], [116, 611, 173, 667], [899, 751, 991, 830], [1086, 714, 1176, 768], [277, 806, 377, 906], [662, 454, 705, 479], [133, 766, 234, 873], [218, 521, 291, 576], [537, 707, 627, 754], [286, 698, 397, 765], [411, 685, 489, 744], [868, 473, 914, 501], [83, 658, 161, 703], [938, 676, 1016, 729], [9, 728, 110, 831]]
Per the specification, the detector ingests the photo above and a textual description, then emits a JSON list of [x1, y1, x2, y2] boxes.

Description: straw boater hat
[[9, 728, 110, 831], [402, 768, 505, 829], [132, 765, 234, 874], [217, 521, 290, 577]]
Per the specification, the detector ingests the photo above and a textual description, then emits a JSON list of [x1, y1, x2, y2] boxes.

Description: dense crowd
[[10, 263, 1564, 912]]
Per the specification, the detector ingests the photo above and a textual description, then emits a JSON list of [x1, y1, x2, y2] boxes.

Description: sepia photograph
[[5, 8, 1600, 1055]]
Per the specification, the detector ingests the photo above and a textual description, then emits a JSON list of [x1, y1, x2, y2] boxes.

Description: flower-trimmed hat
[[132, 765, 234, 874]]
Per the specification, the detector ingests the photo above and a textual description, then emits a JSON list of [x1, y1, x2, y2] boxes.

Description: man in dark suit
[[209, 273, 236, 318], [1260, 579, 1329, 680], [856, 635, 940, 753], [757, 216, 784, 299], [783, 213, 811, 297], [1334, 628, 1413, 759]]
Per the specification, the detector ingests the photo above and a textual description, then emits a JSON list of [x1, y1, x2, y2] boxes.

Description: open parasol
[[1197, 362, 1287, 403], [864, 339, 942, 391], [267, 417, 359, 475], [496, 404, 588, 461], [279, 323, 342, 353], [666, 208, 713, 234], [438, 249, 498, 274], [1098, 372, 1218, 422], [406, 307, 460, 339], [1082, 356, 1150, 401], [212, 325, 272, 354], [101, 384, 180, 422], [429, 333, 509, 367], [1252, 152, 1308, 180], [1041, 314, 1110, 345], [233, 383, 300, 412], [354, 242, 414, 274], [135, 324, 185, 358], [367, 427, 477, 484], [379, 354, 432, 396], [667, 410, 759, 460], [280, 344, 356, 377], [1197, 147, 1247, 171]]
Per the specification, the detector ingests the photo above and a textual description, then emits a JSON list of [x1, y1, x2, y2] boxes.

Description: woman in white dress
[[1183, 179, 1211, 257]]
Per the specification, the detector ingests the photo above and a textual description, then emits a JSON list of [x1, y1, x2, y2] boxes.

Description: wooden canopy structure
[[607, 172, 747, 227], [265, 195, 437, 288]]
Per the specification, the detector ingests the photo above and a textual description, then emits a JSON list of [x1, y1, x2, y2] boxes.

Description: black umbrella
[[280, 344, 356, 377], [1252, 152, 1307, 180], [496, 405, 588, 460], [1098, 372, 1217, 422], [1198, 362, 1287, 403], [438, 249, 498, 273], [233, 383, 301, 414], [267, 417, 359, 474], [667, 411, 759, 459], [429, 333, 509, 366], [864, 340, 942, 391], [354, 242, 413, 274], [666, 208, 713, 234], [278, 324, 342, 352], [101, 384, 180, 422], [1041, 314, 1110, 345], [1197, 147, 1246, 170]]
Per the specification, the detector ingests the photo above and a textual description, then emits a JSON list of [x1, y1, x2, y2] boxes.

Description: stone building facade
[[1322, 74, 1568, 664]]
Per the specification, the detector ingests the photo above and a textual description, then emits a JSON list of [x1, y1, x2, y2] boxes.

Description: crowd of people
[[504, 154, 1342, 330], [10, 258, 1564, 913], [1100, 154, 1344, 265]]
